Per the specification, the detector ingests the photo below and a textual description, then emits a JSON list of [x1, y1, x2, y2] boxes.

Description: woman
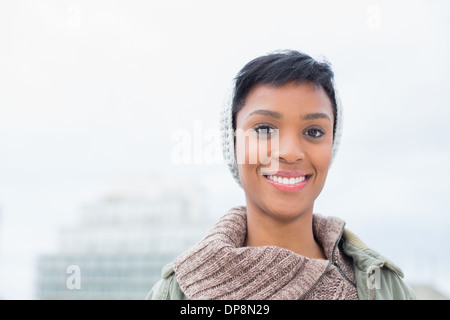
[[147, 50, 415, 300]]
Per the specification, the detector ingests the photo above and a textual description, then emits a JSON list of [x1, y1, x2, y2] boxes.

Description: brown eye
[[253, 124, 278, 137], [304, 127, 325, 138]]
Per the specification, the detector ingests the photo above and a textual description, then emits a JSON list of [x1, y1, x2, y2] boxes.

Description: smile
[[266, 175, 306, 185], [261, 171, 311, 193]]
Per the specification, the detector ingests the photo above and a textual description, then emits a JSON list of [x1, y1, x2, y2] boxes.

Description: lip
[[261, 170, 311, 193]]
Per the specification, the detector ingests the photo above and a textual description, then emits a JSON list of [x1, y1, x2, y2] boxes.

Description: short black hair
[[231, 49, 338, 138]]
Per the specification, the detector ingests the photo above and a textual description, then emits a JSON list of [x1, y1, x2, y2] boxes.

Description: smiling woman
[[146, 50, 416, 300]]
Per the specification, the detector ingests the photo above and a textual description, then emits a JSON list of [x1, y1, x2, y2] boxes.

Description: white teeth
[[267, 175, 306, 185]]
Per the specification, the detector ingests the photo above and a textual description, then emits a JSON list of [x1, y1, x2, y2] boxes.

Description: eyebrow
[[246, 110, 331, 122], [302, 113, 331, 122], [246, 109, 282, 120]]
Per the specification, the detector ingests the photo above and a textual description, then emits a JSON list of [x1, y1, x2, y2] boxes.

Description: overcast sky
[[1, 0, 450, 299]]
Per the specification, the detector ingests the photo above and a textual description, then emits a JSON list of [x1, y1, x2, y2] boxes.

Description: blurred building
[[35, 177, 215, 299]]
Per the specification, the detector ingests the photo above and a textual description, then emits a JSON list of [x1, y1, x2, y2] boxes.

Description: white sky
[[1, 0, 450, 299]]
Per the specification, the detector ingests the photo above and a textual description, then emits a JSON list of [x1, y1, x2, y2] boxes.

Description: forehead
[[237, 81, 334, 121]]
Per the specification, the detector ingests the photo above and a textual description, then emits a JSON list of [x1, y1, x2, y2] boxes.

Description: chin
[[263, 199, 312, 222]]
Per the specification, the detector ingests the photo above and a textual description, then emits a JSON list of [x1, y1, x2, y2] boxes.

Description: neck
[[244, 203, 326, 260]]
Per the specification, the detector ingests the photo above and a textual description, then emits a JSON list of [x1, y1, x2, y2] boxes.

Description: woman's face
[[235, 81, 334, 221]]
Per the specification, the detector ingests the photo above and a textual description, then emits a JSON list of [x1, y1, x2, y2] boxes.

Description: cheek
[[235, 134, 268, 166], [310, 143, 333, 174], [235, 135, 264, 185]]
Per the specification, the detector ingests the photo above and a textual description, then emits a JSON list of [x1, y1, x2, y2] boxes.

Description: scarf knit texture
[[173, 206, 358, 300]]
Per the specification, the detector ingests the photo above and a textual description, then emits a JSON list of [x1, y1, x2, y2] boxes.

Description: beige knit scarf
[[173, 206, 357, 300]]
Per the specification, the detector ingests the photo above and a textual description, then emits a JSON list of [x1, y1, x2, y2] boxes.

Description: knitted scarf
[[173, 206, 358, 300]]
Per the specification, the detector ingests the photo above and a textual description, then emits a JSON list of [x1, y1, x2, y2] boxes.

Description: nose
[[271, 131, 305, 164]]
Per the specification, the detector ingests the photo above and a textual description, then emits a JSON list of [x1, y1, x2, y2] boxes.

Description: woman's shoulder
[[146, 227, 416, 300], [145, 263, 187, 300], [341, 228, 416, 300]]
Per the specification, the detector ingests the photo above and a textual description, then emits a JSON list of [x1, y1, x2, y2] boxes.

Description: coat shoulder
[[145, 263, 187, 300], [341, 228, 416, 300]]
